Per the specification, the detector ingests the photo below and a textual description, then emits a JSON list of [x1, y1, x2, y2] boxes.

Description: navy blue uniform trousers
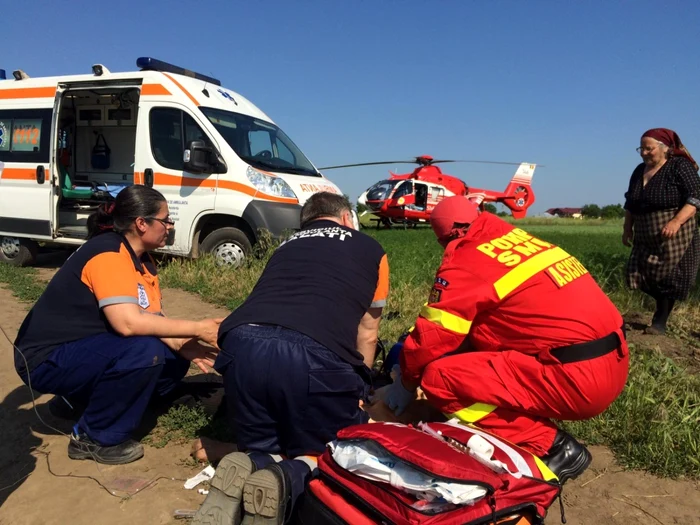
[[25, 333, 190, 446], [214, 324, 370, 512]]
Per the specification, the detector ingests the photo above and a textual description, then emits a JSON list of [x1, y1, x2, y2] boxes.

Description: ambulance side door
[[0, 99, 57, 240], [134, 102, 219, 255]]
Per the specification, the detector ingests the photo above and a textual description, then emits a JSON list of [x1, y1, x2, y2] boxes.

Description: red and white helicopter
[[319, 155, 538, 228]]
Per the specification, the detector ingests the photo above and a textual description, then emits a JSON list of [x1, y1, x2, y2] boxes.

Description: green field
[[161, 218, 649, 345]]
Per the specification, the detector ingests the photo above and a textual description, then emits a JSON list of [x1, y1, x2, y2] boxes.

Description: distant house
[[545, 207, 583, 219]]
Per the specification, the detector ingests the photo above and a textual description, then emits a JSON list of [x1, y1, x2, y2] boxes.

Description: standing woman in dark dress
[[623, 128, 700, 334]]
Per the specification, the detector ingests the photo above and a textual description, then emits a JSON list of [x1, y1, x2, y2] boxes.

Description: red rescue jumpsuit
[[400, 213, 630, 457]]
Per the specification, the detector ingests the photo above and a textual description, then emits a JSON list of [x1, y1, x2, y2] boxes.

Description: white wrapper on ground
[[184, 465, 215, 489], [329, 440, 487, 505]]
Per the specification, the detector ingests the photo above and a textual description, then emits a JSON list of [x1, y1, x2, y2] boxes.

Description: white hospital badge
[[137, 283, 150, 309]]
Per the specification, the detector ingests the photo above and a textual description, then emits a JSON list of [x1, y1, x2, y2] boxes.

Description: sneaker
[[242, 464, 289, 525], [540, 430, 592, 485], [68, 431, 144, 465], [192, 452, 256, 525]]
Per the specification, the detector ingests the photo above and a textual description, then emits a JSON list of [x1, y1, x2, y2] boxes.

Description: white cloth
[[330, 439, 487, 506]]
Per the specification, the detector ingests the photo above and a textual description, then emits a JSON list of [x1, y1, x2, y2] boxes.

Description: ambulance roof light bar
[[136, 57, 221, 86], [0, 69, 6, 80]]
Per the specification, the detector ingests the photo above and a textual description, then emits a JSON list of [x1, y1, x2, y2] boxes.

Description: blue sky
[[4, 0, 700, 214]]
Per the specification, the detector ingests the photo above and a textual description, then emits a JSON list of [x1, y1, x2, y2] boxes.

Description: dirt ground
[[1, 258, 699, 524]]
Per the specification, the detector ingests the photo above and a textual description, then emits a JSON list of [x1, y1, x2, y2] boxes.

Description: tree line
[[579, 203, 625, 219]]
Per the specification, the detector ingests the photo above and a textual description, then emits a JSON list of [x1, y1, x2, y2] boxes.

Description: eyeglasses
[[636, 140, 665, 154], [145, 216, 175, 227]]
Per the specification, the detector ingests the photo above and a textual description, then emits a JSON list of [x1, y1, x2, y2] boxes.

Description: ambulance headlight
[[246, 166, 297, 199]]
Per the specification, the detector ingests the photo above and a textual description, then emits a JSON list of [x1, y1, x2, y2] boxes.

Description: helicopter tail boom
[[501, 163, 536, 219], [466, 163, 537, 218]]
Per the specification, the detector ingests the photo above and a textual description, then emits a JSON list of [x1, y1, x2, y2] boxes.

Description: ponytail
[[87, 201, 116, 239], [86, 185, 166, 240]]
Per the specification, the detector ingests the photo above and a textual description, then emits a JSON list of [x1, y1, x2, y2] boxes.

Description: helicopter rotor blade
[[318, 160, 420, 170], [431, 160, 540, 166], [318, 159, 545, 170]]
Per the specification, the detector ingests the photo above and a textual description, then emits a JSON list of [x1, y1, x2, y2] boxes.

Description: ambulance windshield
[[200, 107, 320, 177]]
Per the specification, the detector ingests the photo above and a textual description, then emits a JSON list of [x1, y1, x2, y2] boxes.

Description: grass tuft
[[142, 403, 211, 448], [0, 263, 47, 303]]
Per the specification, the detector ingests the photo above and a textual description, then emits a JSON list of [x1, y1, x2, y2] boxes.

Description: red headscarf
[[430, 196, 481, 247], [641, 128, 698, 171]]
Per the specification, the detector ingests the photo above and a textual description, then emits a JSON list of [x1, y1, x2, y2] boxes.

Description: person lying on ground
[[371, 195, 630, 486], [13, 186, 222, 465], [192, 191, 389, 525]]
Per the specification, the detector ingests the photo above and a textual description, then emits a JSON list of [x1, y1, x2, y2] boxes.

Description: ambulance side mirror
[[184, 140, 227, 175]]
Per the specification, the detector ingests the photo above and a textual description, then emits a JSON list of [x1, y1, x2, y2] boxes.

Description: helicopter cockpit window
[[366, 180, 398, 201], [199, 107, 320, 177], [393, 181, 413, 199]]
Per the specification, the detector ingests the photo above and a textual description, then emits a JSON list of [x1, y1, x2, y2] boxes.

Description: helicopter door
[[414, 183, 428, 210]]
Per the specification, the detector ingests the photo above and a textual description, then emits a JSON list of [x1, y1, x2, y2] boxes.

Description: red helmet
[[431, 196, 480, 246]]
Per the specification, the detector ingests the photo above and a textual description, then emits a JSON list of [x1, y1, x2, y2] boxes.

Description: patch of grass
[[0, 263, 46, 303], [143, 403, 211, 448], [158, 231, 279, 311], [143, 402, 236, 449], [561, 344, 700, 479]]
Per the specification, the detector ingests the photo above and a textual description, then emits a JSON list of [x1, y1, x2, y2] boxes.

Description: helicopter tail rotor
[[500, 163, 537, 218]]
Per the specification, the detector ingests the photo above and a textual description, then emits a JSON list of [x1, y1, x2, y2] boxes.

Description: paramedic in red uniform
[[382, 196, 629, 485]]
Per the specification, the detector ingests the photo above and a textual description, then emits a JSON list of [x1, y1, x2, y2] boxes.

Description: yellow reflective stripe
[[448, 403, 497, 423], [420, 305, 472, 334], [494, 247, 571, 299], [533, 455, 559, 482]]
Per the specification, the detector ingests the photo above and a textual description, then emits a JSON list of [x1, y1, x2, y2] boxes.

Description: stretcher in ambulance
[[0, 58, 353, 267]]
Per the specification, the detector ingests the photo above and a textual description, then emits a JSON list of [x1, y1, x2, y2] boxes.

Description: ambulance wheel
[[200, 227, 252, 268], [0, 237, 38, 267]]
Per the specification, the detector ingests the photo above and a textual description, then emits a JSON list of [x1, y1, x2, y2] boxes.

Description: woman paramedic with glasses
[[13, 185, 223, 465]]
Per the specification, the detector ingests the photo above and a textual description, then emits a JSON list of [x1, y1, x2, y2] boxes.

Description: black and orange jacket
[[14, 232, 163, 377]]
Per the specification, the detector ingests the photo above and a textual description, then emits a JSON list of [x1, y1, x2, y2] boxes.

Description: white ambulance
[[0, 57, 352, 267]]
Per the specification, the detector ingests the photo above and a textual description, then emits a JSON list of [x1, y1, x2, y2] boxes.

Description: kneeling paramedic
[[193, 192, 389, 525], [381, 196, 629, 485]]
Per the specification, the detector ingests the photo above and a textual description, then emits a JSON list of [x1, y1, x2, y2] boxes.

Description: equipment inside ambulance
[[0, 58, 351, 267]]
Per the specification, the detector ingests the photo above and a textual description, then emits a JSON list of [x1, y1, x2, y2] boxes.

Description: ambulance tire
[[200, 227, 252, 267], [0, 237, 38, 267]]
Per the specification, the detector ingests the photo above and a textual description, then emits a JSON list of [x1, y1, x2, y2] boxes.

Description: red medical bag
[[297, 421, 561, 525]]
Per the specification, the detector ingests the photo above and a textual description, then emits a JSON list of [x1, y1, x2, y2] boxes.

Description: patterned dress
[[624, 156, 700, 300]]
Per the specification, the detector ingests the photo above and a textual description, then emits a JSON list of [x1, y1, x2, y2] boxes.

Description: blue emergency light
[[0, 69, 6, 80], [136, 57, 221, 86]]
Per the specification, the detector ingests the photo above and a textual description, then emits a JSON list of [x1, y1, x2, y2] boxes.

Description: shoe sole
[[558, 446, 593, 485], [242, 469, 283, 525], [192, 453, 254, 525], [68, 444, 144, 465]]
